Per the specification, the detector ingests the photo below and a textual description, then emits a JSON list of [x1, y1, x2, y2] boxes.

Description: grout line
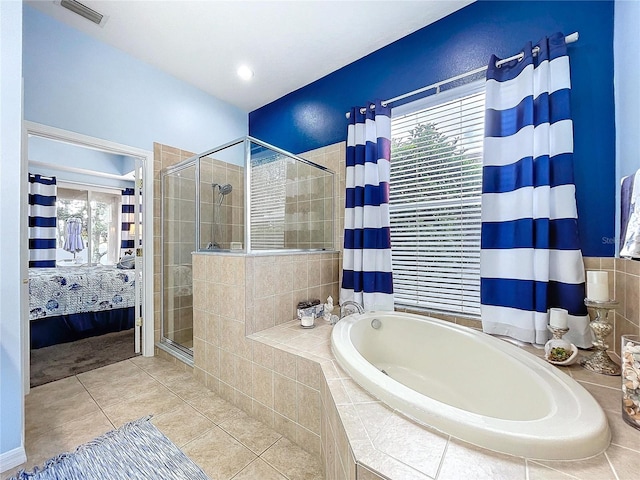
[[526, 460, 584, 480], [603, 451, 620, 480], [608, 442, 640, 455]]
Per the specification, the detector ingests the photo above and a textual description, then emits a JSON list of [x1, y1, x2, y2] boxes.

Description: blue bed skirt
[[31, 307, 135, 349]]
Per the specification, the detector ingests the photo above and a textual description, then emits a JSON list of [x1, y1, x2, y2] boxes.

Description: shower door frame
[[159, 158, 200, 361], [193, 136, 336, 254]]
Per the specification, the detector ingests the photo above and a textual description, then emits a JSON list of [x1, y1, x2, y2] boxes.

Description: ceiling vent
[[60, 0, 106, 26]]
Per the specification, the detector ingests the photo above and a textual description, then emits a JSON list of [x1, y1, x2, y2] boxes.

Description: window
[[389, 81, 485, 316], [56, 185, 121, 265]]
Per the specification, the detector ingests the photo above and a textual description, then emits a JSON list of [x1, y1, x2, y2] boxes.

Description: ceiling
[[26, 0, 474, 112]]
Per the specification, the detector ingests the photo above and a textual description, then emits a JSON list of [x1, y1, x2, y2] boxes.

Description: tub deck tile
[[250, 315, 640, 480], [371, 413, 447, 479], [438, 439, 526, 480], [531, 453, 616, 480]]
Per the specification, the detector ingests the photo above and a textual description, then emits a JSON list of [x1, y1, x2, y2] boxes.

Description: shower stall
[[160, 137, 335, 359]]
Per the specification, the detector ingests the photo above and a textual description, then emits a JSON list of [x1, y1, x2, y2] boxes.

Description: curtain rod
[[346, 32, 579, 118]]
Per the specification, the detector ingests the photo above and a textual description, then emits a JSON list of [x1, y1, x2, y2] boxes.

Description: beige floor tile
[[75, 359, 144, 389], [605, 444, 640, 480], [130, 355, 190, 382], [25, 389, 102, 441], [527, 461, 579, 479], [233, 458, 288, 480], [219, 411, 281, 455], [162, 372, 212, 402], [578, 382, 620, 413], [261, 437, 324, 480], [187, 390, 244, 424], [25, 376, 86, 409], [152, 403, 215, 447], [605, 410, 640, 452], [51, 410, 114, 451], [101, 382, 184, 427], [81, 370, 162, 408], [568, 364, 623, 390], [15, 411, 114, 480], [437, 439, 526, 480], [533, 453, 616, 480], [181, 426, 257, 480]]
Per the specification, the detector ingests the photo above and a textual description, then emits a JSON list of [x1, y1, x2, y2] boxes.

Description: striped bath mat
[[9, 416, 209, 480]]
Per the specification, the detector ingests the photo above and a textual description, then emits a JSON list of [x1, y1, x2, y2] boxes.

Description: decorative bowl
[[544, 339, 578, 366]]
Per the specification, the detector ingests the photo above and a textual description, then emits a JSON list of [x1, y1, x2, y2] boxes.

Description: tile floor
[[2, 356, 323, 480]]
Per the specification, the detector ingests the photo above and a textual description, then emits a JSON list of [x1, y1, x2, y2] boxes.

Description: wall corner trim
[[0, 446, 27, 475]]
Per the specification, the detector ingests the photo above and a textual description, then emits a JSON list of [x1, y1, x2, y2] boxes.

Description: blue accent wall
[[250, 1, 615, 257]]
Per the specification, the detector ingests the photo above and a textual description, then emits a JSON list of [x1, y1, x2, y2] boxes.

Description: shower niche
[[160, 137, 335, 359]]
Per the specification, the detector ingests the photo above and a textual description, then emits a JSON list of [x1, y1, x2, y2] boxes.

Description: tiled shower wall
[[154, 143, 196, 353], [199, 157, 244, 250], [154, 143, 247, 358]]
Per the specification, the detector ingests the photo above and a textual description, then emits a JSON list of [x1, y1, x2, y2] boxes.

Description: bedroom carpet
[[30, 329, 138, 387]]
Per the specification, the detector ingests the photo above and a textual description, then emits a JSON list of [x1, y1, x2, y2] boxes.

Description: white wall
[[614, 0, 640, 246], [29, 137, 135, 190], [1, 2, 250, 470], [23, 4, 248, 155], [0, 0, 26, 469]]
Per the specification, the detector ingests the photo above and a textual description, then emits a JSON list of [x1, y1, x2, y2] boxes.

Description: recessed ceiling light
[[237, 65, 254, 81]]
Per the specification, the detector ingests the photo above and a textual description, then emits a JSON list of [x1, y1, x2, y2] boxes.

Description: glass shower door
[[161, 163, 195, 355]]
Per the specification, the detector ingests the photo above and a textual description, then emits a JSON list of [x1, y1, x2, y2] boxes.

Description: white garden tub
[[331, 311, 610, 460]]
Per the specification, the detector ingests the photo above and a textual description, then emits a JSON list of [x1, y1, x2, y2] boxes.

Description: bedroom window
[[56, 185, 121, 265], [389, 81, 485, 317]]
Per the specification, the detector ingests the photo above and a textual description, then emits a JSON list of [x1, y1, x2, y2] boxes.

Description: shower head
[[218, 183, 232, 195], [216, 183, 232, 206]]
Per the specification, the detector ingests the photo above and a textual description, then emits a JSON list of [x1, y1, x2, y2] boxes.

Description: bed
[[29, 265, 137, 349]]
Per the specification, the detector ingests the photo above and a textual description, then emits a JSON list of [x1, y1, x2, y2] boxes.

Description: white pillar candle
[[549, 307, 569, 329], [586, 271, 609, 301]]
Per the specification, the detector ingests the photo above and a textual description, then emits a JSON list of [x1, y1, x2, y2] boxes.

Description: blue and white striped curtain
[[28, 173, 57, 268], [480, 32, 591, 347], [340, 101, 394, 311], [120, 188, 140, 258]]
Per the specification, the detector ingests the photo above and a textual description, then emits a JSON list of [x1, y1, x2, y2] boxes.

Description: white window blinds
[[250, 157, 287, 249], [390, 82, 485, 316]]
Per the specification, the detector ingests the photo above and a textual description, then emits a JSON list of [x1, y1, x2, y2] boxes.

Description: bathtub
[[331, 311, 611, 460]]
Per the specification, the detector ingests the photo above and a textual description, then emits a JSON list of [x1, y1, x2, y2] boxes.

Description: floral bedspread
[[29, 266, 136, 320]]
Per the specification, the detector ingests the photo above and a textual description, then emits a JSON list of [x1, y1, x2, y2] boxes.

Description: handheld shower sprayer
[[217, 183, 232, 205]]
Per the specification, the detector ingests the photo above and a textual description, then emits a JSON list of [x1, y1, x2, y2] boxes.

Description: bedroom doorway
[[22, 121, 154, 391]]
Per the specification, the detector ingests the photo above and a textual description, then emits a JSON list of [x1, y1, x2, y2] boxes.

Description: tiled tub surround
[[252, 319, 639, 480], [191, 251, 340, 456]]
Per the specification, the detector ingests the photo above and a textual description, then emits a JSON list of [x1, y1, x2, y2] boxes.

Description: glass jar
[[621, 334, 640, 431]]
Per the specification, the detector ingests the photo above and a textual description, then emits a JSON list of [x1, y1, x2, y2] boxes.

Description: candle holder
[[547, 324, 569, 340], [580, 299, 621, 376]]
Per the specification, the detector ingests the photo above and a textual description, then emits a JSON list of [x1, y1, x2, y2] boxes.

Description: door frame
[[22, 121, 155, 391]]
